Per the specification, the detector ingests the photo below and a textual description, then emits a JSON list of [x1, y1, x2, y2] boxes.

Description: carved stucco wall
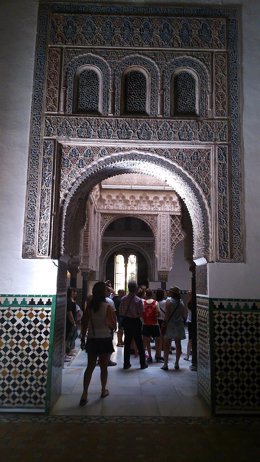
[[23, 3, 243, 266], [80, 185, 184, 279]]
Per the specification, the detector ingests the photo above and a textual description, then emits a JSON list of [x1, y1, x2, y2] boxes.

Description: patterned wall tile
[[210, 298, 259, 414], [197, 297, 212, 408], [0, 295, 56, 411]]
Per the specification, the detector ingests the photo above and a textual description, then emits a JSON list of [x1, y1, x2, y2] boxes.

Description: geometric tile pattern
[[0, 295, 55, 411], [197, 297, 260, 415], [197, 297, 212, 409], [211, 299, 260, 414]]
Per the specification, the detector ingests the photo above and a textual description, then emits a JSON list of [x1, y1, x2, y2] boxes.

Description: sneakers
[[108, 360, 117, 366], [123, 364, 131, 370], [161, 364, 168, 371]]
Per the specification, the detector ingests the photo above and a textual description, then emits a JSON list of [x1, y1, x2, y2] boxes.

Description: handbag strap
[[165, 300, 180, 323]]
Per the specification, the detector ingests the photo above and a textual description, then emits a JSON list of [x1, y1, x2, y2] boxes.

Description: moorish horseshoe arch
[[60, 151, 211, 263]]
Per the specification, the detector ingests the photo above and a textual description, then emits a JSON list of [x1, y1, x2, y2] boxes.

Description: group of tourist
[[70, 280, 191, 407]]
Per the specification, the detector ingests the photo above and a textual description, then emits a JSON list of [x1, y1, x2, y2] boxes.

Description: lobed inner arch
[[60, 151, 211, 262]]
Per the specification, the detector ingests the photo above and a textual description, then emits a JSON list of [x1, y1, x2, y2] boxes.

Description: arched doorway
[[60, 152, 210, 265], [50, 151, 210, 413], [15, 3, 247, 416], [102, 216, 154, 290]]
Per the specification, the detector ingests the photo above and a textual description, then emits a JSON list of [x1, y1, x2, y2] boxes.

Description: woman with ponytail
[[79, 281, 116, 406]]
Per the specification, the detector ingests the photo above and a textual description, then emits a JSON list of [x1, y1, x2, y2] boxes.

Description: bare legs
[[116, 327, 124, 346], [143, 336, 162, 361], [156, 334, 164, 359], [130, 339, 138, 356], [99, 354, 110, 396], [80, 352, 110, 402], [143, 336, 152, 360], [162, 338, 171, 369], [155, 337, 161, 360], [174, 339, 182, 369], [161, 338, 182, 370]]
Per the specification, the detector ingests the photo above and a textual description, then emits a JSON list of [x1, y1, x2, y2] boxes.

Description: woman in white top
[[161, 286, 188, 371], [79, 281, 116, 406]]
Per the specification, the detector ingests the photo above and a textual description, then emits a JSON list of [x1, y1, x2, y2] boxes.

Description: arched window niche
[[171, 70, 198, 117], [114, 253, 138, 293], [122, 68, 149, 116], [73, 66, 102, 114]]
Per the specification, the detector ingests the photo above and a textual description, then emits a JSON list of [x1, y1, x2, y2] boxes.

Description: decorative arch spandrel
[[60, 151, 211, 263]]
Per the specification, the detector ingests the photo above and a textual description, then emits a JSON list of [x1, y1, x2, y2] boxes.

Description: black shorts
[[142, 324, 160, 338], [117, 315, 124, 329], [86, 337, 115, 356]]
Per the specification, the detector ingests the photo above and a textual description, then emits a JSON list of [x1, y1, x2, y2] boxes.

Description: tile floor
[[52, 334, 210, 417]]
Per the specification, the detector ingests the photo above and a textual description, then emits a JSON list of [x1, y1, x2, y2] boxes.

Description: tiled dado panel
[[197, 297, 212, 408], [210, 299, 260, 415], [0, 295, 56, 411]]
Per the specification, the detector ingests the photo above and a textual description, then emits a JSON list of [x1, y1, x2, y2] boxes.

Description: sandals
[[161, 365, 168, 371], [101, 389, 109, 398], [79, 396, 88, 407]]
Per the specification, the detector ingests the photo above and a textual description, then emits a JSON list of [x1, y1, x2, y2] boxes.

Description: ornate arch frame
[[171, 69, 199, 116], [60, 151, 211, 263], [23, 3, 243, 265], [66, 53, 112, 115], [163, 56, 211, 117], [114, 54, 160, 116]]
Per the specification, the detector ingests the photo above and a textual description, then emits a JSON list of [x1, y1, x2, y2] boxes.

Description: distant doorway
[[106, 249, 149, 292], [114, 253, 137, 293]]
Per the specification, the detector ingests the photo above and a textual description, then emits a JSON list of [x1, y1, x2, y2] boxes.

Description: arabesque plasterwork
[[23, 3, 243, 266]]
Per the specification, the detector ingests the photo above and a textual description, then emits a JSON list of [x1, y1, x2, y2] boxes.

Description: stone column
[[157, 214, 171, 280]]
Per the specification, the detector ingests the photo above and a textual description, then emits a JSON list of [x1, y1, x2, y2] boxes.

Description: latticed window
[[123, 71, 147, 114], [75, 69, 100, 114], [172, 71, 197, 116]]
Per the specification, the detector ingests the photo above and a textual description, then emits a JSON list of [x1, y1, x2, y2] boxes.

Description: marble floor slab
[[52, 336, 210, 417]]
